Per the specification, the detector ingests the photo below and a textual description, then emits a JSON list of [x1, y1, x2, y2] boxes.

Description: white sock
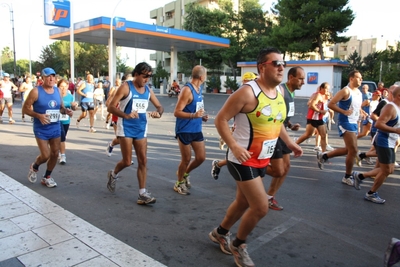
[[267, 194, 273, 200], [139, 188, 146, 195]]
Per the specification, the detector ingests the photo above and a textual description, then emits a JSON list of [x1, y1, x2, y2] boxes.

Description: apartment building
[[149, 0, 219, 73]]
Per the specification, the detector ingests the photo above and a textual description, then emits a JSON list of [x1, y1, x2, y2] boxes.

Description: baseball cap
[[242, 72, 257, 81], [3, 73, 9, 77], [41, 67, 56, 77]]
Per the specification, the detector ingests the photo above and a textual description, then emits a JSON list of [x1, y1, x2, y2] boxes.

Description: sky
[[0, 0, 397, 70]]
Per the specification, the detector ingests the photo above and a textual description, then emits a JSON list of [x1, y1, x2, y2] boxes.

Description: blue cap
[[3, 73, 9, 77], [41, 67, 56, 77]]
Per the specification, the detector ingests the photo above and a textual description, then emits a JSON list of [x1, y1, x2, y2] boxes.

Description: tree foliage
[[182, 0, 270, 79], [270, 0, 355, 59]]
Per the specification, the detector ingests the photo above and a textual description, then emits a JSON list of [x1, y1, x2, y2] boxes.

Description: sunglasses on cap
[[141, 73, 153, 78], [260, 60, 287, 68]]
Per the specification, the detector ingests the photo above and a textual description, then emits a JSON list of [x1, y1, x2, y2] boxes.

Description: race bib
[[59, 114, 69, 121], [196, 100, 204, 112], [131, 99, 149, 113], [46, 110, 60, 122], [258, 138, 278, 159], [287, 102, 295, 117], [86, 92, 94, 98]]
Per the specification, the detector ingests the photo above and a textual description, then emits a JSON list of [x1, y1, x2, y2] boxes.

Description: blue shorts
[[337, 122, 358, 137], [34, 128, 61, 141], [80, 102, 95, 111], [176, 132, 204, 145], [226, 160, 266, 181]]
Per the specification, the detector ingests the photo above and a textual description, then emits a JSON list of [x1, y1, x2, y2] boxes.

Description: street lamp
[[109, 0, 123, 88], [1, 2, 17, 78]]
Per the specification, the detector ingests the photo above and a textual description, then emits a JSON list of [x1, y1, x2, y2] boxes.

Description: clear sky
[[0, 0, 396, 70]]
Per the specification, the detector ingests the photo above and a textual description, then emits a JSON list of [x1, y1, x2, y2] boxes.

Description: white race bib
[[131, 99, 149, 113], [287, 102, 295, 117], [196, 100, 204, 112], [86, 92, 94, 98], [59, 114, 69, 121], [258, 138, 278, 159], [46, 110, 60, 122]]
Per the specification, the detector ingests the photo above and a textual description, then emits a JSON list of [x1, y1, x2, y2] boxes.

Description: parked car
[[358, 81, 377, 93]]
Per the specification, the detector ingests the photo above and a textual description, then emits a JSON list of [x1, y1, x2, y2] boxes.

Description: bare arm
[[215, 85, 256, 163], [77, 83, 86, 96], [148, 88, 164, 118], [107, 83, 138, 119], [376, 104, 400, 134], [328, 87, 352, 116]]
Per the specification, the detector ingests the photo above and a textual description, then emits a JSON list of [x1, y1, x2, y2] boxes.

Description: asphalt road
[[0, 93, 399, 267]]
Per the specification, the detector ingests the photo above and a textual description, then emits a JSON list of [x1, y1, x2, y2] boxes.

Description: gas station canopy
[[49, 16, 230, 52]]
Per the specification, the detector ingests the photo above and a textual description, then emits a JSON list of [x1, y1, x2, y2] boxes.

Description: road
[[0, 93, 398, 267]]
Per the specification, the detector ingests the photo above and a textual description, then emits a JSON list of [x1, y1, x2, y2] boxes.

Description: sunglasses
[[141, 73, 153, 78], [260, 60, 287, 68]]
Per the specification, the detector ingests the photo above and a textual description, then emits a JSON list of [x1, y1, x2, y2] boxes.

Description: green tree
[[152, 61, 169, 88], [270, 0, 355, 59]]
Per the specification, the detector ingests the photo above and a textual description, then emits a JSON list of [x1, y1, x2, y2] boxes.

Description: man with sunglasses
[[106, 62, 164, 205], [173, 65, 208, 195], [317, 70, 363, 186], [209, 48, 302, 267], [265, 66, 305, 211]]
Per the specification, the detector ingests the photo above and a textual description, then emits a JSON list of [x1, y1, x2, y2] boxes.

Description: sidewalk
[[0, 171, 166, 267]]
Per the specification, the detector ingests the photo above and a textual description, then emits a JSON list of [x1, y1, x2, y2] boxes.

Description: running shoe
[[341, 176, 354, 186], [269, 197, 283, 210], [211, 160, 221, 180], [384, 237, 400, 267], [89, 127, 97, 133], [107, 170, 118, 193], [355, 153, 362, 167], [395, 162, 400, 168], [174, 181, 190, 195], [22, 116, 26, 122], [313, 146, 322, 152], [184, 173, 191, 189], [352, 171, 361, 190], [209, 228, 232, 255], [106, 142, 114, 157], [137, 191, 156, 205], [41, 176, 57, 188], [59, 154, 66, 165], [364, 192, 385, 204], [28, 164, 38, 183], [229, 241, 255, 267], [76, 120, 80, 128], [317, 152, 325, 170], [364, 157, 374, 165], [326, 144, 334, 151], [9, 118, 15, 124]]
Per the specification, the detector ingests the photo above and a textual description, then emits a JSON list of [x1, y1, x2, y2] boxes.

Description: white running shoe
[[89, 127, 97, 133], [59, 154, 66, 165], [341, 177, 354, 186], [313, 146, 322, 152], [41, 177, 57, 188], [28, 164, 38, 183], [326, 144, 334, 151]]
